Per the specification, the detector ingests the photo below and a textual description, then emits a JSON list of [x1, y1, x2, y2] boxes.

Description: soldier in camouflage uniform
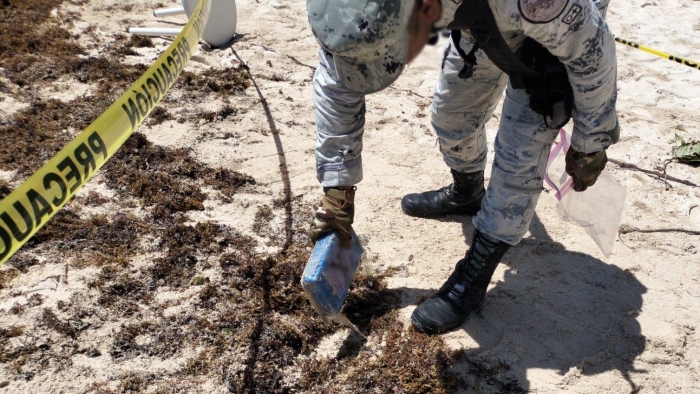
[[308, 0, 619, 335]]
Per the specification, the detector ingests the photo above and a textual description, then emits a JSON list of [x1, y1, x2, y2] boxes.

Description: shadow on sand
[[379, 212, 646, 393], [222, 42, 646, 393]]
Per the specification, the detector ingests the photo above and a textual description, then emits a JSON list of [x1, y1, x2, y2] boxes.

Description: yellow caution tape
[[615, 37, 700, 70], [0, 0, 212, 265]]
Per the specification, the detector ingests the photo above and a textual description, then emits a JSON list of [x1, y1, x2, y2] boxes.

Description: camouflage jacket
[[440, 0, 618, 153]]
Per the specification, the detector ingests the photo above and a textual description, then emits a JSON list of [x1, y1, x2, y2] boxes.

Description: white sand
[[1, 0, 700, 392]]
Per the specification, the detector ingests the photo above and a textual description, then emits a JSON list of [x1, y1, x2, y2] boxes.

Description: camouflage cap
[[307, 0, 414, 94]]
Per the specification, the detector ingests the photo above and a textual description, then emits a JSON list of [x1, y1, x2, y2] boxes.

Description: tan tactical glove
[[565, 148, 608, 192], [311, 186, 355, 248]]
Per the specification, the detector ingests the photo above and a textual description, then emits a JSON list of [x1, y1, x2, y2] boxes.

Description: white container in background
[[182, 0, 237, 47]]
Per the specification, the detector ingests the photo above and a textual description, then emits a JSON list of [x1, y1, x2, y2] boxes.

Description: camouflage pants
[[433, 33, 556, 245], [435, 0, 610, 245]]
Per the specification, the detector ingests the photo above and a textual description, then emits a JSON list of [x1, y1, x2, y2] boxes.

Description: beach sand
[[1, 0, 700, 392]]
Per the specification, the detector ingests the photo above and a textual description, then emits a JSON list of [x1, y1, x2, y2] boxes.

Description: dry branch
[[619, 227, 700, 235], [608, 158, 698, 187]]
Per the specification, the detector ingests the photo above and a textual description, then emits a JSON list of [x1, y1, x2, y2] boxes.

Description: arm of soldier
[[519, 0, 619, 154], [311, 48, 365, 244], [313, 50, 365, 187], [313, 48, 366, 186]]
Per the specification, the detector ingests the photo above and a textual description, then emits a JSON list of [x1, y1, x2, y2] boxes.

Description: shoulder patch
[[561, 4, 583, 24], [518, 0, 570, 24]]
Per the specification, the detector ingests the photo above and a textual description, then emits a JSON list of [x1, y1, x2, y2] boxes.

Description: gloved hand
[[565, 148, 608, 192], [311, 186, 355, 248]]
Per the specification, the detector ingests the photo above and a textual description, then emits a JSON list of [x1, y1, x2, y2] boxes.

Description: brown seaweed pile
[[0, 0, 476, 391], [102, 132, 255, 220]]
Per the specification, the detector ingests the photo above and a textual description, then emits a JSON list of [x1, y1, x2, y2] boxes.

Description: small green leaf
[[190, 276, 208, 286], [221, 328, 233, 336], [672, 134, 700, 163]]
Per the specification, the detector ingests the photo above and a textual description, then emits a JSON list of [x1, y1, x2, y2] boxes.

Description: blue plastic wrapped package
[[301, 230, 363, 322]]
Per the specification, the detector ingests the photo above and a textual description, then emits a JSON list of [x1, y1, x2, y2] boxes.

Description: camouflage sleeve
[[313, 48, 366, 187], [517, 0, 618, 153]]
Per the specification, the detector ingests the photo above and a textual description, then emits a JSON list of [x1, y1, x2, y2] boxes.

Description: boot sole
[[400, 205, 481, 219], [410, 304, 484, 335], [410, 314, 447, 335], [410, 308, 463, 335]]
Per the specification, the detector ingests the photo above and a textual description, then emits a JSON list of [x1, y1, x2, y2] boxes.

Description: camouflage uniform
[[312, 0, 616, 245]]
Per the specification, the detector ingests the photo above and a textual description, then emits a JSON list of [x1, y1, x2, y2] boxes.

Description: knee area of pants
[[432, 116, 483, 137], [491, 167, 545, 187]]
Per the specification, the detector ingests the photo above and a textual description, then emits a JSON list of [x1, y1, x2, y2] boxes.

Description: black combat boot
[[401, 169, 485, 218], [411, 230, 510, 335]]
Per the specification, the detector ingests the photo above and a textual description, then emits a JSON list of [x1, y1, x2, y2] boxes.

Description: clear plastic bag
[[544, 129, 626, 257]]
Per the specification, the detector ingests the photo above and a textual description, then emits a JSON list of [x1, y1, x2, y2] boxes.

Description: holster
[[448, 0, 575, 130], [521, 38, 574, 130]]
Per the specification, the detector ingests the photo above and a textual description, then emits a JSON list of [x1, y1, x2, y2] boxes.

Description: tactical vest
[[446, 0, 574, 129], [446, 0, 539, 88]]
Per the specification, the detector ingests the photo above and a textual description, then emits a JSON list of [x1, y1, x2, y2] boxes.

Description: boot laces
[[445, 232, 502, 301], [438, 184, 456, 199]]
